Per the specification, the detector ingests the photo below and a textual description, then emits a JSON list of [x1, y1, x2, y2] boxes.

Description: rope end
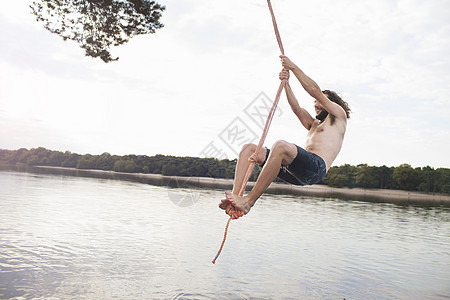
[[212, 252, 220, 264]]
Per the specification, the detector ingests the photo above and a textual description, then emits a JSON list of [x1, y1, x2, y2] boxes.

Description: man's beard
[[316, 109, 329, 121]]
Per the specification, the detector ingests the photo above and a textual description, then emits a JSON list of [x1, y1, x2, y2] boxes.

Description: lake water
[[0, 169, 449, 299]]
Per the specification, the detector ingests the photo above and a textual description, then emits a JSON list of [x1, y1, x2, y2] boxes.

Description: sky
[[0, 0, 449, 168]]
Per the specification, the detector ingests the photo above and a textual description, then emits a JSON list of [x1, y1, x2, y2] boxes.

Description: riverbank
[[14, 165, 447, 206]]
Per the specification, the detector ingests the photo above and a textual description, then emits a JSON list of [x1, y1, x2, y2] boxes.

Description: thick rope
[[212, 0, 286, 264], [267, 0, 285, 55]]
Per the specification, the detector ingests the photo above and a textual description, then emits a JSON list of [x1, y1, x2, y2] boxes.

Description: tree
[[355, 164, 379, 188], [434, 168, 450, 194], [17, 149, 32, 164], [393, 164, 420, 191], [62, 152, 81, 168], [27, 155, 40, 166], [323, 164, 357, 188], [29, 147, 51, 165], [47, 151, 66, 166], [161, 162, 178, 176], [417, 166, 435, 193], [96, 152, 115, 170], [378, 165, 396, 189], [113, 159, 139, 172], [30, 0, 165, 62], [77, 154, 97, 169]]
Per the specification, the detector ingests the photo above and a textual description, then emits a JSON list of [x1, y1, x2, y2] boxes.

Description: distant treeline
[[1, 147, 449, 194], [0, 147, 240, 179], [323, 164, 449, 194]]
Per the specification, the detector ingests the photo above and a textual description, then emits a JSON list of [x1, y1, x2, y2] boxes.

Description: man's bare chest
[[308, 121, 326, 137]]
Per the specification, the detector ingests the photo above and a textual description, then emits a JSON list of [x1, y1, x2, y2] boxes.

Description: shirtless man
[[219, 55, 351, 218]]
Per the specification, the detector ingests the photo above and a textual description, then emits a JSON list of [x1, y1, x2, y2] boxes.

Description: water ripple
[[1, 170, 449, 299]]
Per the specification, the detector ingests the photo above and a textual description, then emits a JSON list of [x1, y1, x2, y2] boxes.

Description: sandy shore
[[25, 165, 450, 206]]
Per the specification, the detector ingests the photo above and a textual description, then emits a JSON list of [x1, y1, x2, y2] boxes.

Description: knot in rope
[[225, 205, 244, 220]]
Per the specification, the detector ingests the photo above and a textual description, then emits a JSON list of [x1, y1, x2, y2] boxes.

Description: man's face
[[314, 100, 323, 116]]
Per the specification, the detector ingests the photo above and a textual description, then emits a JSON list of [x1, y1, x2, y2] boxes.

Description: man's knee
[[271, 140, 291, 154], [240, 143, 267, 164], [240, 143, 257, 156], [271, 140, 297, 165]]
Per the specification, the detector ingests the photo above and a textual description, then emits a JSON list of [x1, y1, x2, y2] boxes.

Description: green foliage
[[113, 159, 139, 172], [322, 164, 357, 188], [30, 0, 165, 62], [96, 152, 115, 170], [355, 164, 379, 188], [48, 151, 66, 166], [1, 148, 449, 194], [378, 165, 396, 189], [322, 162, 448, 194], [434, 168, 450, 194], [393, 164, 420, 191], [62, 152, 81, 168], [77, 154, 96, 169]]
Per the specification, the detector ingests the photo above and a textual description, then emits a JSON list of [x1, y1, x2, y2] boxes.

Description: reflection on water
[[0, 170, 449, 299]]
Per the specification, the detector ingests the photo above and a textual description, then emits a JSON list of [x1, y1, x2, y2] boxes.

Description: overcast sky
[[0, 0, 449, 168]]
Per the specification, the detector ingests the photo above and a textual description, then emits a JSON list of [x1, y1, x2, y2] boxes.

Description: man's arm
[[281, 72, 315, 130], [280, 55, 346, 120]]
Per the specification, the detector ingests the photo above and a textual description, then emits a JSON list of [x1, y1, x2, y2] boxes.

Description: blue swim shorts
[[261, 145, 327, 186]]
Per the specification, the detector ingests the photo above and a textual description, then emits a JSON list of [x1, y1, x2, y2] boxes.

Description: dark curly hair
[[322, 90, 351, 119]]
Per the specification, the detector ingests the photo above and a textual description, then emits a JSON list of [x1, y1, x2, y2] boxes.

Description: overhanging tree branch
[[30, 0, 165, 62]]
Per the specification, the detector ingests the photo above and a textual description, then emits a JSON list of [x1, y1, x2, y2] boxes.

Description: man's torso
[[305, 116, 347, 170]]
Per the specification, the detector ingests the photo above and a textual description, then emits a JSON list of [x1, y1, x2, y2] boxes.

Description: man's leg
[[221, 140, 298, 214], [231, 143, 267, 195], [245, 140, 297, 205]]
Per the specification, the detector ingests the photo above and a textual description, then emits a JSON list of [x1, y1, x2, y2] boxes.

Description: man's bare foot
[[219, 191, 253, 215], [218, 194, 243, 219]]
